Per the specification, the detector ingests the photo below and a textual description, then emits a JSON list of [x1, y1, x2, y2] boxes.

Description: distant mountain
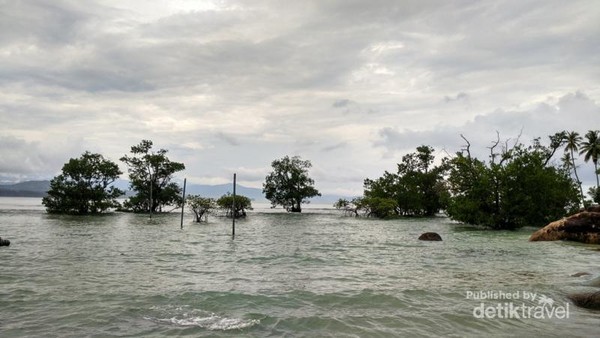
[[185, 183, 266, 201], [0, 180, 50, 197], [0, 180, 353, 204], [184, 183, 352, 204]]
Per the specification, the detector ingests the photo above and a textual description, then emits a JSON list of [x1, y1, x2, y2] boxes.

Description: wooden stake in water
[[149, 167, 153, 219], [180, 178, 186, 230], [232, 173, 236, 238]]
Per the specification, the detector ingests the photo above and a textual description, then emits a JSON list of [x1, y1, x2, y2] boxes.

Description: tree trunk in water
[[290, 201, 301, 212]]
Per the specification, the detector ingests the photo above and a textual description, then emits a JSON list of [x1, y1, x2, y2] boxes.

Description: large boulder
[[418, 232, 442, 241], [568, 291, 600, 310], [529, 206, 600, 244]]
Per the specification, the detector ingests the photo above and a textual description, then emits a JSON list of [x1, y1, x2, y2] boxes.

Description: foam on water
[[163, 314, 259, 330], [145, 305, 260, 331]]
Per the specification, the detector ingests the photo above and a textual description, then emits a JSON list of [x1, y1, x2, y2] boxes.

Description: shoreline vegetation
[[23, 130, 600, 231], [334, 131, 599, 231]]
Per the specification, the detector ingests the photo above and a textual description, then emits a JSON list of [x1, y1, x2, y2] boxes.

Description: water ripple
[[1, 198, 599, 337]]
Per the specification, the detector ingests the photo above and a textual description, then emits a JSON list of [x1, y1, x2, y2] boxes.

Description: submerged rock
[[568, 291, 600, 310], [583, 276, 600, 287], [418, 232, 442, 241], [0, 237, 10, 247], [571, 272, 592, 277], [529, 206, 600, 244]]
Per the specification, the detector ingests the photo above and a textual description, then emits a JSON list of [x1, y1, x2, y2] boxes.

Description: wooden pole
[[180, 178, 186, 230], [232, 173, 236, 238], [149, 167, 153, 219]]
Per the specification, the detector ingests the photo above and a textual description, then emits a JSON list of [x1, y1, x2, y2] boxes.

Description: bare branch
[[488, 131, 501, 163], [441, 147, 454, 159], [504, 138, 512, 153], [460, 134, 471, 159], [513, 128, 523, 149]]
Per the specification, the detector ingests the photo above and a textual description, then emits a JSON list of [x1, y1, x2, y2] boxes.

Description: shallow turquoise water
[[0, 197, 598, 337]]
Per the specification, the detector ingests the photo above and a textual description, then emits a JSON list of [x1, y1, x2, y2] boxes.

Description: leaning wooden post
[[232, 173, 236, 238], [180, 178, 186, 230], [149, 167, 153, 219]]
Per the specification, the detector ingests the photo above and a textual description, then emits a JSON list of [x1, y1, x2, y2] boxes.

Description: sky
[[1, 0, 599, 196]]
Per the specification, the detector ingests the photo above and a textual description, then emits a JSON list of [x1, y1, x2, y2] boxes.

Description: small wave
[[145, 305, 259, 331], [161, 314, 259, 330]]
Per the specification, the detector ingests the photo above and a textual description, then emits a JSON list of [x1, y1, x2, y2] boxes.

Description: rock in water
[[529, 205, 600, 244], [571, 272, 592, 277], [0, 237, 10, 247], [568, 291, 600, 310], [418, 232, 442, 241], [584, 275, 600, 287]]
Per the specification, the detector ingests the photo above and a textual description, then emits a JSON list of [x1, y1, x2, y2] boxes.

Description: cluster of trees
[[42, 145, 322, 219], [335, 146, 448, 218], [561, 130, 600, 203], [42, 130, 598, 230], [336, 130, 600, 229], [445, 135, 579, 229], [184, 154, 321, 222], [186, 194, 253, 222], [42, 140, 185, 215], [179, 154, 325, 223]]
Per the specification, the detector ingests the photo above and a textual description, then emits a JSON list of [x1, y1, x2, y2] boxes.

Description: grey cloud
[[3, 0, 597, 94], [215, 132, 241, 146], [321, 142, 347, 152], [331, 99, 377, 115], [375, 92, 600, 184], [228, 166, 269, 182], [0, 135, 84, 177], [444, 92, 469, 103], [333, 99, 352, 108], [2, 0, 596, 101], [0, 0, 98, 46], [0, 0, 598, 194], [0, 0, 381, 93]]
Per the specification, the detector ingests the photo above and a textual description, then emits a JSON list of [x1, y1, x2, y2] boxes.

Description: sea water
[[0, 197, 598, 337]]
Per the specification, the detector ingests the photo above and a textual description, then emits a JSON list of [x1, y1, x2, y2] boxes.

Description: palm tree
[[580, 130, 600, 188], [564, 131, 584, 202], [561, 153, 572, 172]]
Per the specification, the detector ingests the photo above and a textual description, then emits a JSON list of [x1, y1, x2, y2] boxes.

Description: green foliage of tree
[[187, 195, 216, 222], [42, 152, 124, 214], [334, 198, 356, 216], [333, 196, 399, 219], [216, 194, 253, 218], [263, 156, 321, 212], [446, 137, 580, 229], [589, 187, 600, 204], [363, 146, 449, 217], [120, 140, 185, 213], [358, 196, 398, 218]]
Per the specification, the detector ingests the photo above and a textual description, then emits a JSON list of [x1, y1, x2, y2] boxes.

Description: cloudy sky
[[1, 0, 599, 195]]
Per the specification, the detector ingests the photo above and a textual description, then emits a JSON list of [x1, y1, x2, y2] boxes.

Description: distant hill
[[0, 180, 264, 200], [0, 180, 353, 203], [0, 180, 50, 197], [186, 183, 266, 201]]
